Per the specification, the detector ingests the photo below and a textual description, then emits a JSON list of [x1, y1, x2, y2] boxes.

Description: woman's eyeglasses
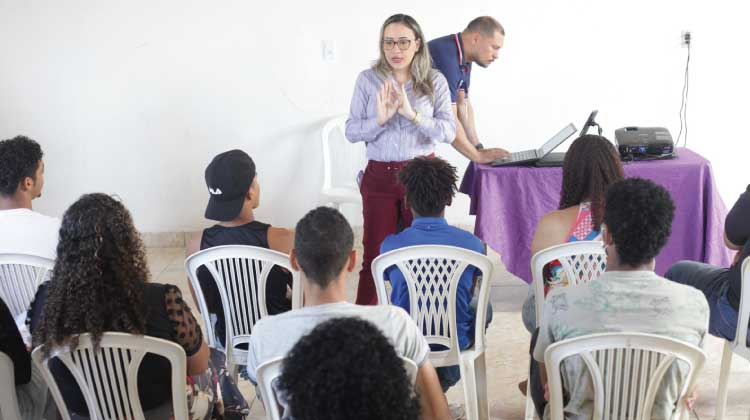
[[383, 39, 413, 51]]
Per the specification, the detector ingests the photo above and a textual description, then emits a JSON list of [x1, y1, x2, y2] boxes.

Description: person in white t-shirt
[[0, 136, 60, 259], [248, 207, 451, 420]]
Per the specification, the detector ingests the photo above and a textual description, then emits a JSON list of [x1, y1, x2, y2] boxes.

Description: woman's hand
[[376, 81, 400, 126], [396, 83, 417, 121]]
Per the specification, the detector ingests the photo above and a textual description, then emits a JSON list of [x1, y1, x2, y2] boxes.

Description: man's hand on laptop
[[475, 147, 510, 164]]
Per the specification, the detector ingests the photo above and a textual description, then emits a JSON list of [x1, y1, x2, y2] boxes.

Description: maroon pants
[[356, 159, 414, 305]]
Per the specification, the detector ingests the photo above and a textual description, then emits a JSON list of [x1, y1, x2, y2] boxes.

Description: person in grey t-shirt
[[531, 178, 708, 420], [248, 207, 450, 420]]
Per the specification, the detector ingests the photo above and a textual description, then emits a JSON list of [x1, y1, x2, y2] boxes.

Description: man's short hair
[[604, 178, 675, 267], [294, 207, 354, 288], [465, 16, 505, 37], [398, 156, 458, 217], [278, 317, 420, 420], [0, 136, 43, 196]]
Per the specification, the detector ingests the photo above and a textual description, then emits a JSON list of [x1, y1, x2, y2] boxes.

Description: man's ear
[[290, 249, 301, 272], [602, 224, 614, 246], [20, 176, 33, 192], [346, 250, 357, 273]]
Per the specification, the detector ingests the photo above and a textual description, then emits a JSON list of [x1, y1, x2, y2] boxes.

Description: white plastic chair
[[525, 241, 607, 420], [0, 253, 55, 318], [0, 351, 23, 420], [716, 257, 750, 420], [256, 355, 418, 420], [544, 332, 706, 420], [185, 245, 302, 377], [31, 332, 188, 420], [320, 114, 366, 210], [373, 245, 494, 420]]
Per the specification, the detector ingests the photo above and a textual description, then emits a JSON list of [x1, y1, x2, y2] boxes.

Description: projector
[[614, 127, 674, 159]]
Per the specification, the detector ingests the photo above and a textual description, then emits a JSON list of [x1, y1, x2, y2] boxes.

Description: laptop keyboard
[[510, 149, 536, 162]]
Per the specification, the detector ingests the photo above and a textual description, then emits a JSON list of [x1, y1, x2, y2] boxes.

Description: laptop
[[535, 110, 599, 167], [491, 123, 577, 166]]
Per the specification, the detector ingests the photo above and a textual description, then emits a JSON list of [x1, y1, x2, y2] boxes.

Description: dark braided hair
[[398, 156, 458, 217], [34, 193, 149, 355], [0, 135, 43, 196], [278, 317, 420, 420], [559, 135, 624, 227]]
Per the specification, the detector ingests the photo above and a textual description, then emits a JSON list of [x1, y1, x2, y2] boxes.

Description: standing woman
[[346, 14, 456, 305]]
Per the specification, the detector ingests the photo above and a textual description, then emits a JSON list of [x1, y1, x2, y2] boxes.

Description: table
[[460, 148, 732, 283]]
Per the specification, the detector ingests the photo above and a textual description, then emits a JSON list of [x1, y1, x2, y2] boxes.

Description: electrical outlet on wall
[[322, 40, 336, 62], [681, 30, 692, 47]]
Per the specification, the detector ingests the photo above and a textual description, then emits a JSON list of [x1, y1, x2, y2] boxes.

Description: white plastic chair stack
[[715, 257, 750, 420], [185, 245, 302, 376], [256, 356, 418, 420], [373, 245, 494, 420], [544, 332, 706, 420], [31, 333, 188, 420], [320, 114, 366, 210], [0, 253, 55, 318], [526, 241, 607, 420], [0, 351, 23, 420]]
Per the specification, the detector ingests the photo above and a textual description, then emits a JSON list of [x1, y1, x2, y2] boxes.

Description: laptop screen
[[537, 123, 578, 157]]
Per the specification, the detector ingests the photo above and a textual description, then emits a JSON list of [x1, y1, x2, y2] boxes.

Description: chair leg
[[525, 391, 537, 420], [229, 363, 240, 384], [525, 358, 537, 420], [474, 353, 490, 420], [715, 341, 734, 420], [460, 358, 479, 420]]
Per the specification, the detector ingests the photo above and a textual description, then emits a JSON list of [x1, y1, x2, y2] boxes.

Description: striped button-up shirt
[[345, 68, 456, 162]]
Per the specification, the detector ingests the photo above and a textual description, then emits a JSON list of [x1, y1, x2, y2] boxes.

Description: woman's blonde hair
[[373, 14, 435, 100]]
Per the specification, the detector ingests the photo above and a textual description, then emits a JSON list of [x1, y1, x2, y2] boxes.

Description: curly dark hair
[[398, 156, 458, 217], [278, 317, 420, 420], [604, 178, 675, 267], [559, 135, 624, 227], [34, 193, 150, 355], [0, 135, 43, 196]]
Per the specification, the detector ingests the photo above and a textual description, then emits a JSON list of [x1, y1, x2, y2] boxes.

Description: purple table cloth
[[460, 148, 732, 283]]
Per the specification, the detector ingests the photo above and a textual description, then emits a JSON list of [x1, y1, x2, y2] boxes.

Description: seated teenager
[[29, 193, 247, 420], [0, 298, 47, 420], [247, 207, 451, 420], [666, 184, 750, 344], [277, 317, 420, 420], [380, 156, 491, 395], [522, 135, 624, 332], [0, 135, 60, 259], [186, 149, 294, 346], [530, 178, 709, 419], [519, 135, 624, 396]]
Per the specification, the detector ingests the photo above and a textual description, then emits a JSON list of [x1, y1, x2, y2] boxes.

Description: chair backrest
[[31, 332, 188, 420], [734, 257, 750, 358], [256, 355, 419, 420], [531, 241, 607, 327], [321, 114, 366, 193], [372, 245, 494, 365], [0, 253, 55, 318], [0, 351, 22, 420], [185, 245, 302, 350], [544, 332, 706, 420]]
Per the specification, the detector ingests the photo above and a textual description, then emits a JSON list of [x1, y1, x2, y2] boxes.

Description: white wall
[[1, 1, 748, 232]]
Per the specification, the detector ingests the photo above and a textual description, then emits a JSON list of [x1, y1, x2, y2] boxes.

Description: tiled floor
[[147, 246, 750, 420]]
